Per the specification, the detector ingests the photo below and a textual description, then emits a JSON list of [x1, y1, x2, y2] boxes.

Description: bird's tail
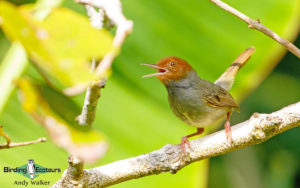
[[215, 46, 256, 90]]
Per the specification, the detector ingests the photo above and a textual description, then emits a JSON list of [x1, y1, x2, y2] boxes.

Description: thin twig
[[52, 102, 300, 187], [75, 6, 106, 127], [0, 122, 46, 150], [64, 0, 133, 96], [72, 0, 133, 127], [210, 0, 300, 59], [0, 125, 11, 145], [95, 20, 133, 77], [0, 137, 46, 149], [76, 80, 106, 126]]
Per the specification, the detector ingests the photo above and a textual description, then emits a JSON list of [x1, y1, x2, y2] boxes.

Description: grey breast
[[166, 71, 220, 126]]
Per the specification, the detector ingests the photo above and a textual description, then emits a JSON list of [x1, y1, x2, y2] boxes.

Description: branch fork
[[0, 125, 46, 149]]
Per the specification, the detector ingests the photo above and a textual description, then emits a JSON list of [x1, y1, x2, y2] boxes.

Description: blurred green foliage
[[0, 0, 299, 188], [209, 37, 300, 188], [0, 1, 113, 88]]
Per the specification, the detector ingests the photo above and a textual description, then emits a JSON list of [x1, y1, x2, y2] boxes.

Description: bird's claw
[[225, 121, 233, 143], [226, 132, 233, 143], [180, 136, 192, 154]]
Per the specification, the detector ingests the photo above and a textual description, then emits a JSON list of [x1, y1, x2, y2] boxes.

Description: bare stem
[[0, 125, 11, 145], [0, 125, 46, 149], [52, 102, 300, 188], [0, 137, 46, 149], [76, 80, 106, 126], [210, 0, 300, 59], [72, 0, 133, 127]]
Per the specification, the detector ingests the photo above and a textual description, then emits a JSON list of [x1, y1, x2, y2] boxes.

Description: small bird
[[141, 47, 255, 153]]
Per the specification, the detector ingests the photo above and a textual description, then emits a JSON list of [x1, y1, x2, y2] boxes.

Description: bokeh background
[[0, 0, 299, 187]]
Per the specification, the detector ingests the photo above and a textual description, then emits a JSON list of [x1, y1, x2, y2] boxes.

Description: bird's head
[[141, 56, 193, 85]]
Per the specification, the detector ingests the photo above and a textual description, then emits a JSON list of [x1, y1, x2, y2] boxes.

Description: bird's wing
[[202, 86, 239, 111]]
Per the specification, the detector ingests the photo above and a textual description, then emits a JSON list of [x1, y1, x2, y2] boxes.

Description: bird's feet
[[180, 136, 191, 154], [180, 128, 204, 154], [225, 120, 233, 143]]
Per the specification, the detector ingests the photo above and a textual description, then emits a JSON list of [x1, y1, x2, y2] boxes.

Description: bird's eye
[[170, 62, 175, 66]]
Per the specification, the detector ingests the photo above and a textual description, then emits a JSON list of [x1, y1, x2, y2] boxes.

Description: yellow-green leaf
[[41, 7, 113, 59], [17, 77, 40, 113], [16, 78, 107, 163], [0, 2, 113, 88]]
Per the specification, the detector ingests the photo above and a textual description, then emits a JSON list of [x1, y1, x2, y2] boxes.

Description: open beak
[[141, 63, 168, 78]]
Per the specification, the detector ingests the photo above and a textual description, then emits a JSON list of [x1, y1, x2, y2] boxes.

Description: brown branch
[[0, 124, 46, 149], [210, 0, 300, 59], [0, 125, 11, 145], [76, 79, 106, 127], [52, 102, 300, 187], [0, 138, 46, 149], [0, 136, 46, 149], [53, 155, 85, 187]]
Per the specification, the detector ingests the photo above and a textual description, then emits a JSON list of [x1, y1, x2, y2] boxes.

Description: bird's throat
[[161, 70, 198, 87]]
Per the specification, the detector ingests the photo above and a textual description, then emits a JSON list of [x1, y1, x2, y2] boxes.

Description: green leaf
[[0, 2, 113, 88], [38, 84, 82, 128], [41, 7, 113, 60], [0, 43, 28, 114], [16, 78, 107, 163], [0, 0, 64, 115]]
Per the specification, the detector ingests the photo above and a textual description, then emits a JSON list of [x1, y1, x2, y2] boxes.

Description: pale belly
[[168, 91, 230, 127], [165, 71, 235, 127], [179, 106, 229, 127]]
